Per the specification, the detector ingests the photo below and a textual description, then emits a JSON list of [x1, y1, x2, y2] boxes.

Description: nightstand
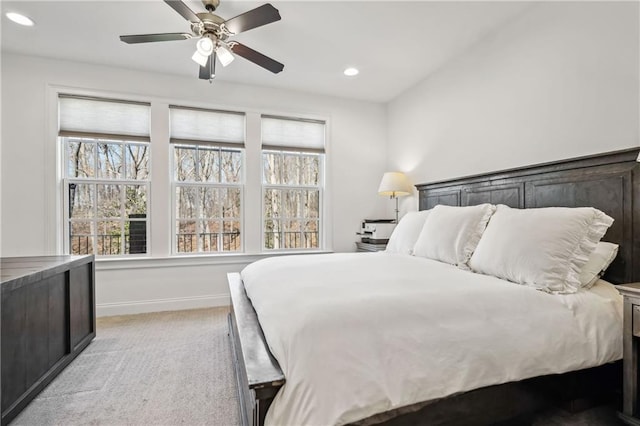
[[616, 283, 640, 425]]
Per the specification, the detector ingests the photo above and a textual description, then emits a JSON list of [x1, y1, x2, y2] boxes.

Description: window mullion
[[218, 147, 222, 184], [121, 183, 126, 255], [197, 186, 202, 252], [92, 183, 97, 254], [217, 188, 222, 252]]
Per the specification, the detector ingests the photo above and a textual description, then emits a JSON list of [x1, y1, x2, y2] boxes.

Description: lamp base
[[390, 195, 400, 223]]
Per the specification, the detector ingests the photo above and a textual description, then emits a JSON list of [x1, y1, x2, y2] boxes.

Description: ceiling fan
[[120, 0, 284, 82]]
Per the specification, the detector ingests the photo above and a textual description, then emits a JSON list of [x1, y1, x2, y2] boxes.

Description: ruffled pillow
[[469, 205, 614, 293]]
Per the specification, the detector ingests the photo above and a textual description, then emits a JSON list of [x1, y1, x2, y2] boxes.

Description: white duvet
[[241, 252, 623, 426]]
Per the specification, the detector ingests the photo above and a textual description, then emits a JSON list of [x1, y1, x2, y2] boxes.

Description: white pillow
[[579, 241, 618, 289], [385, 210, 431, 255], [468, 205, 614, 293], [412, 204, 496, 268]]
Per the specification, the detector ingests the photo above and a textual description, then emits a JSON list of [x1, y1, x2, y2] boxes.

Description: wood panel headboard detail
[[416, 148, 640, 284]]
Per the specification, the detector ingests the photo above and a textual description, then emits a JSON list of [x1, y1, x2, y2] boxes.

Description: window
[[170, 106, 245, 254], [261, 116, 325, 250], [58, 94, 328, 258], [60, 95, 150, 256]]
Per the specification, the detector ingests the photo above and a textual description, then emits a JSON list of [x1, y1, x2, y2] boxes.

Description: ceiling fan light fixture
[[192, 36, 215, 66], [6, 12, 34, 26], [192, 50, 209, 67], [196, 37, 214, 56], [216, 43, 235, 67]]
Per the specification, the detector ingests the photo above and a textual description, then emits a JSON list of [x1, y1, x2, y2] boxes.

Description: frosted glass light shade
[[192, 38, 214, 67], [196, 38, 214, 56], [216, 43, 235, 67], [192, 50, 209, 67], [378, 172, 412, 197]]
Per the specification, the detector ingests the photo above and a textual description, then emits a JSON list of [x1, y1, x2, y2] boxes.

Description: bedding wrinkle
[[241, 253, 622, 426]]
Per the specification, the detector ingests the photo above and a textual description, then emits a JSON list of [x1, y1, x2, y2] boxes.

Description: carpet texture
[[13, 307, 239, 426], [12, 307, 623, 426]]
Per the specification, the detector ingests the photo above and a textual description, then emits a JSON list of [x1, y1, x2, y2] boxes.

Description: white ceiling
[[1, 1, 531, 102]]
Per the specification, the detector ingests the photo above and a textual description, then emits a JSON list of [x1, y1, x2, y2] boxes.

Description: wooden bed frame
[[228, 147, 640, 426]]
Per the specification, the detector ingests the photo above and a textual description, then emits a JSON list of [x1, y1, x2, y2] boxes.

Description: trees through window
[[263, 150, 322, 249], [65, 138, 150, 255], [60, 95, 151, 256], [170, 106, 245, 254], [261, 116, 325, 250], [173, 145, 243, 253], [59, 96, 326, 257]]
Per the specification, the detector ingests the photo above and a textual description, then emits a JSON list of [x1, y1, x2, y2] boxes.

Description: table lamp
[[378, 172, 412, 223]]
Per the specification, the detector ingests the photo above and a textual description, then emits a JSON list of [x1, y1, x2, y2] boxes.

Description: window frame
[[261, 148, 325, 252], [53, 88, 331, 261], [170, 143, 246, 255], [61, 136, 151, 257]]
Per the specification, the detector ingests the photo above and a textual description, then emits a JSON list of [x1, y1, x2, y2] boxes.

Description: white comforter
[[241, 252, 623, 426]]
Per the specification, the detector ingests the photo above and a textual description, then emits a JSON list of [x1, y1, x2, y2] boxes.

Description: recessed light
[[6, 12, 34, 27], [344, 67, 359, 77]]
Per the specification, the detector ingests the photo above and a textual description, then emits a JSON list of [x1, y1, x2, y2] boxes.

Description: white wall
[[0, 53, 388, 315], [388, 1, 639, 214]]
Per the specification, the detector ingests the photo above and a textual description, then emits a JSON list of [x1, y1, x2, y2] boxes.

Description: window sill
[[95, 250, 334, 271]]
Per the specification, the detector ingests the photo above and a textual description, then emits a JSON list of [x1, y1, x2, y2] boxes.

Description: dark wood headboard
[[416, 148, 640, 284]]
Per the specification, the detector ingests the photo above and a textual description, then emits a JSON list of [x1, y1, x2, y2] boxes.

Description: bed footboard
[[227, 272, 285, 426]]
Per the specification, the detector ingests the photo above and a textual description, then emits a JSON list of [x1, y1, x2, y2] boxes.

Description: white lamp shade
[[378, 172, 412, 197]]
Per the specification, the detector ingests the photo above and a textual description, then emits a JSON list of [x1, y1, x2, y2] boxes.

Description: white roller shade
[[170, 105, 245, 147], [59, 95, 150, 141], [261, 115, 325, 153]]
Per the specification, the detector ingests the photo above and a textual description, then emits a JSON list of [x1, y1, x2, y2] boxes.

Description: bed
[[228, 147, 640, 426]]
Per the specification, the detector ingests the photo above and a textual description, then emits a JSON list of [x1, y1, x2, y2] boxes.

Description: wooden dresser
[[0, 255, 96, 425]]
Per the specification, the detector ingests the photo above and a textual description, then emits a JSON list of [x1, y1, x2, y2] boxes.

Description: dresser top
[[1, 255, 94, 287]]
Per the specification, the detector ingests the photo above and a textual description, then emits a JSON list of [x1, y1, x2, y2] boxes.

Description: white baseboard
[[96, 294, 230, 317]]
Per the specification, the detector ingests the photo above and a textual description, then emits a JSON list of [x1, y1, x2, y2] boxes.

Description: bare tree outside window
[[61, 101, 321, 257], [263, 150, 322, 250], [65, 137, 149, 256], [173, 144, 243, 253]]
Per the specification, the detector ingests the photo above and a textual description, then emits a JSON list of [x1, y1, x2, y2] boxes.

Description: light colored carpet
[[11, 307, 622, 426], [12, 307, 239, 426]]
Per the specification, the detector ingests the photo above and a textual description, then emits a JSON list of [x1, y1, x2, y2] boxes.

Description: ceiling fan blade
[[163, 0, 200, 23], [199, 54, 216, 80], [120, 33, 192, 44], [230, 42, 284, 74], [223, 4, 281, 35]]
